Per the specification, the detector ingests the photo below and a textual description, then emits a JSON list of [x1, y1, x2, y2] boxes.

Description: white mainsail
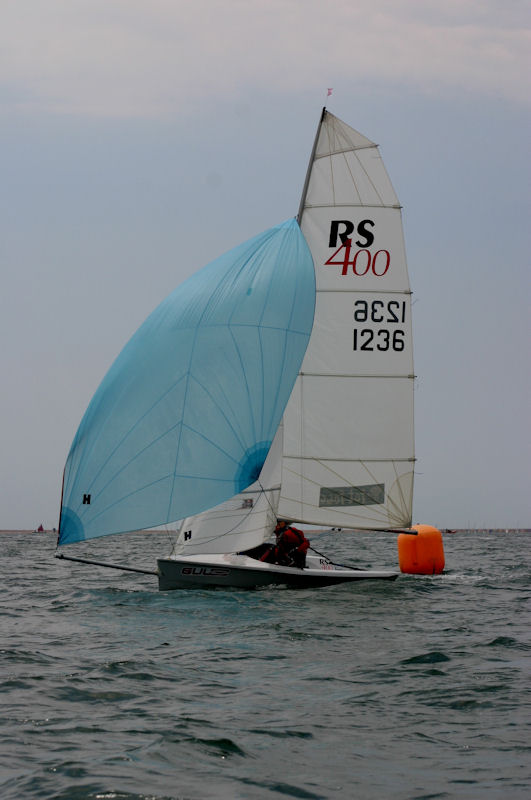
[[278, 110, 415, 529]]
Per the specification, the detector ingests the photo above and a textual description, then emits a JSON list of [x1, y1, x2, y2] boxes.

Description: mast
[[297, 107, 327, 224]]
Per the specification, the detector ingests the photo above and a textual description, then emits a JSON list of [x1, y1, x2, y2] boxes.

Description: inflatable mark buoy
[[397, 524, 445, 575]]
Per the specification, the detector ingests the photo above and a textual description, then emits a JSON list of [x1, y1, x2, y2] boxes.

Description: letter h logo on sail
[[83, 493, 91, 505], [184, 530, 192, 541]]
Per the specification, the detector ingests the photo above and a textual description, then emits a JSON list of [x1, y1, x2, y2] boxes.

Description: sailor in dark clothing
[[260, 520, 310, 568]]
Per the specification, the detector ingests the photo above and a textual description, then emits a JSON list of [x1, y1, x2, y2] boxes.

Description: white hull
[[157, 552, 398, 590]]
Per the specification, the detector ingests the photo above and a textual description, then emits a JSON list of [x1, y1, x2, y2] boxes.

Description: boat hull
[[157, 553, 398, 590]]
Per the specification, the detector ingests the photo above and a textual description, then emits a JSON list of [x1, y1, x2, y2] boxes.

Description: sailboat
[[56, 109, 414, 589]]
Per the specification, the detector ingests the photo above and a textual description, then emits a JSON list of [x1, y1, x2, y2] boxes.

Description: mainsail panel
[[279, 110, 415, 529], [59, 220, 315, 545], [283, 376, 413, 460]]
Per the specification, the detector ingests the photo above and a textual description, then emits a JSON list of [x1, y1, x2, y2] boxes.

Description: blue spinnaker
[[59, 219, 315, 545]]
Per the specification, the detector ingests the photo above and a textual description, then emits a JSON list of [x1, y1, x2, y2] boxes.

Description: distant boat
[[34, 524, 44, 533], [56, 109, 414, 589]]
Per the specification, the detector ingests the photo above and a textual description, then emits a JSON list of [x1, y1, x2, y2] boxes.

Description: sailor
[[260, 520, 310, 568]]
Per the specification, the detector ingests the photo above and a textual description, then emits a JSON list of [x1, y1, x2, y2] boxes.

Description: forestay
[[279, 111, 415, 529], [58, 220, 315, 545]]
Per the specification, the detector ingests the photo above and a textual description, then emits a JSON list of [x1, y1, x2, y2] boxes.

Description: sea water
[[1, 529, 530, 800]]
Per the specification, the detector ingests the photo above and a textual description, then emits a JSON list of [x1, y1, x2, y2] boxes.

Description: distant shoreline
[[1, 528, 529, 535]]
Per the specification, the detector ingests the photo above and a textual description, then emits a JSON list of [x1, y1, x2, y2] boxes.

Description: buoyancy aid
[[275, 526, 309, 567]]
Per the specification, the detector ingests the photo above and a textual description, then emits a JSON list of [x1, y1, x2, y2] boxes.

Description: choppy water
[[1, 530, 530, 799]]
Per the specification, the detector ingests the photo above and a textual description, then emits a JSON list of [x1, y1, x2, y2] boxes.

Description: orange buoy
[[397, 524, 445, 575]]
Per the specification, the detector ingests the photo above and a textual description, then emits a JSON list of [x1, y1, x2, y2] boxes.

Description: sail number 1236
[[353, 300, 407, 352]]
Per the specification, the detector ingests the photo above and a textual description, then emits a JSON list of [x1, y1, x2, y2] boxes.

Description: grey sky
[[1, 1, 530, 529]]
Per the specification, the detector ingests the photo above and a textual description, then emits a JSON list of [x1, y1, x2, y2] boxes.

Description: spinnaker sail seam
[[165, 222, 307, 523], [82, 457, 280, 532], [76, 379, 270, 519], [262, 254, 315, 434], [72, 418, 186, 516], [74, 375, 265, 521], [68, 367, 190, 505], [186, 371, 251, 455], [78, 226, 285, 514], [80, 450, 287, 531], [77, 474, 176, 529], [227, 323, 260, 448]]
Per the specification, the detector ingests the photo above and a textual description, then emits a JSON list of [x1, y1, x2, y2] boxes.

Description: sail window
[[319, 484, 385, 507]]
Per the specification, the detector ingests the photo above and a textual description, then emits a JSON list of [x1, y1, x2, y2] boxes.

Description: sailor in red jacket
[[260, 520, 310, 568]]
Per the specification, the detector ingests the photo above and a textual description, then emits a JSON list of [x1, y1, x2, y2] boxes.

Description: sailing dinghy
[[56, 109, 414, 589]]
